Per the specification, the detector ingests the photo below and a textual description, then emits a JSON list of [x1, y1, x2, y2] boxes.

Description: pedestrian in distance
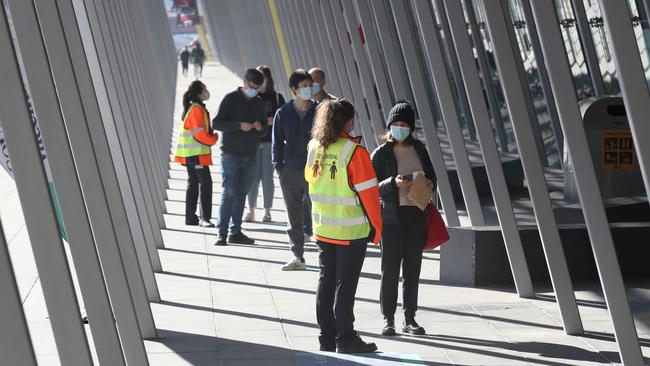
[[174, 80, 218, 227], [272, 69, 318, 271], [179, 46, 190, 77], [370, 101, 436, 337], [212, 68, 267, 246], [306, 99, 382, 354], [191, 43, 205, 78], [244, 65, 286, 223]]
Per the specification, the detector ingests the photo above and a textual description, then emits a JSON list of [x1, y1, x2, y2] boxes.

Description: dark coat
[[370, 139, 436, 225]]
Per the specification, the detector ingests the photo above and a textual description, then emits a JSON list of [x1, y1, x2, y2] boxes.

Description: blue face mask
[[390, 125, 410, 142], [297, 86, 313, 100], [311, 83, 321, 95], [244, 87, 258, 98]]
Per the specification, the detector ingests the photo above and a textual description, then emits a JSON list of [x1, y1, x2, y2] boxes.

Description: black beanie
[[386, 101, 415, 131]]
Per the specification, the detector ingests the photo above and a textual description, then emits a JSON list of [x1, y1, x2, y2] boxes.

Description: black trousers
[[316, 239, 367, 345], [380, 206, 427, 319], [185, 165, 212, 223], [279, 168, 308, 258]]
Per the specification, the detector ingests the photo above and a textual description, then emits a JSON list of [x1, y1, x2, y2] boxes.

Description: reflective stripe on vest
[[310, 194, 359, 206], [307, 138, 370, 241], [354, 177, 378, 192], [312, 213, 368, 226], [179, 127, 205, 138], [174, 104, 211, 158]]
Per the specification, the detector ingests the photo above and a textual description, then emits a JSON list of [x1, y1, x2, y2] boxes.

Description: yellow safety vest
[[306, 137, 370, 241], [174, 103, 211, 158]]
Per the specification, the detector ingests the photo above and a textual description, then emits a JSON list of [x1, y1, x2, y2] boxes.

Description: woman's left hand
[[425, 179, 434, 190]]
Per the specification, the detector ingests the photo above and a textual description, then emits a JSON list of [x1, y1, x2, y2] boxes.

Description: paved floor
[[3, 62, 650, 365]]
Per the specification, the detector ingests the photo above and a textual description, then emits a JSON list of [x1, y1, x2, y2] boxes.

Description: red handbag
[[423, 203, 449, 251]]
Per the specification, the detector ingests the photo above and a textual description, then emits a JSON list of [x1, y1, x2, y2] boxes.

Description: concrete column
[[0, 6, 93, 364], [531, 2, 643, 362]]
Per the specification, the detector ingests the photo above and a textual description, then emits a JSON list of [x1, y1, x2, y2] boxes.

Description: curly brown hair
[[311, 99, 355, 150]]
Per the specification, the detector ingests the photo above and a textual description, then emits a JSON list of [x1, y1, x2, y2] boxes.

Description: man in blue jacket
[[272, 69, 317, 270]]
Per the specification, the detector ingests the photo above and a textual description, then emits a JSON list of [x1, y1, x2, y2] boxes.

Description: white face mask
[[244, 87, 258, 98], [311, 82, 321, 95], [297, 86, 312, 100], [390, 125, 410, 141]]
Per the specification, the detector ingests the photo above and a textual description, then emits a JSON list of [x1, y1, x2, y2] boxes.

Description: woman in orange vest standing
[[306, 99, 382, 354], [174, 80, 218, 227]]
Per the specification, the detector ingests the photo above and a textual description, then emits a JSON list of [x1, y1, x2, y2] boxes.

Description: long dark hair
[[311, 99, 355, 150], [182, 80, 205, 119], [257, 65, 275, 92]]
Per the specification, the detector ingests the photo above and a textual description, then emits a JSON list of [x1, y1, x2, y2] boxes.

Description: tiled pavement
[[3, 62, 650, 365]]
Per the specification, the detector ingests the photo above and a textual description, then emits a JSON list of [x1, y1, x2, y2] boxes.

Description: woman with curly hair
[[305, 99, 382, 354]]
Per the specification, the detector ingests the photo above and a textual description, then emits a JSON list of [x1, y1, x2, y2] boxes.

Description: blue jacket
[[272, 100, 317, 171]]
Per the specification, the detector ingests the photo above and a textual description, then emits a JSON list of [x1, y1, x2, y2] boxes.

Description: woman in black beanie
[[370, 101, 436, 336]]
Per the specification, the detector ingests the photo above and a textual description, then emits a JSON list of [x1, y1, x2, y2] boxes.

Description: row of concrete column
[[202, 1, 648, 364], [0, 0, 175, 364]]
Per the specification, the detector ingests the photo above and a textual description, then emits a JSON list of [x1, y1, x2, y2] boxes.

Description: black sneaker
[[382, 316, 396, 336], [402, 318, 426, 335], [336, 335, 377, 354], [318, 335, 336, 352], [214, 234, 227, 246], [185, 218, 199, 226], [228, 232, 255, 245]]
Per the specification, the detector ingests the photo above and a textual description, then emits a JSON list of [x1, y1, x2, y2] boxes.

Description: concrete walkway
[[2, 61, 650, 365]]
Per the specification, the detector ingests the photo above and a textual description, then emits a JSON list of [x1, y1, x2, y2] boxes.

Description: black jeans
[[316, 239, 367, 345], [185, 165, 213, 223], [380, 206, 427, 319]]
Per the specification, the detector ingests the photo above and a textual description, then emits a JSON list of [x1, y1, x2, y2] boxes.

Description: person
[[244, 65, 285, 223], [272, 69, 317, 271], [309, 67, 336, 102], [174, 80, 218, 227], [191, 43, 205, 78], [370, 101, 436, 337], [306, 99, 382, 354], [212, 68, 267, 245], [305, 67, 336, 238], [179, 46, 190, 77]]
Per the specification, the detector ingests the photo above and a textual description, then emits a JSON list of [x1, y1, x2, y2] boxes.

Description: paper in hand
[[407, 174, 433, 211]]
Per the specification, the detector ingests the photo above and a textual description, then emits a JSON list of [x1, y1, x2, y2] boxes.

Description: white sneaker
[[199, 219, 215, 228], [304, 233, 312, 243], [281, 257, 306, 271], [243, 211, 255, 222]]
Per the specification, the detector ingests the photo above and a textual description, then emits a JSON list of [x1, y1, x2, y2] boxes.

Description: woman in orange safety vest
[[306, 99, 382, 354], [174, 80, 218, 227]]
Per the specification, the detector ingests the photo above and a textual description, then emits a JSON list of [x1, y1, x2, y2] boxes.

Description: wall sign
[[603, 130, 635, 171]]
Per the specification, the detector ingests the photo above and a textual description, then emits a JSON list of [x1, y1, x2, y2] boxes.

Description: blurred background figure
[[245, 65, 286, 223], [179, 46, 190, 77], [191, 42, 205, 78]]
